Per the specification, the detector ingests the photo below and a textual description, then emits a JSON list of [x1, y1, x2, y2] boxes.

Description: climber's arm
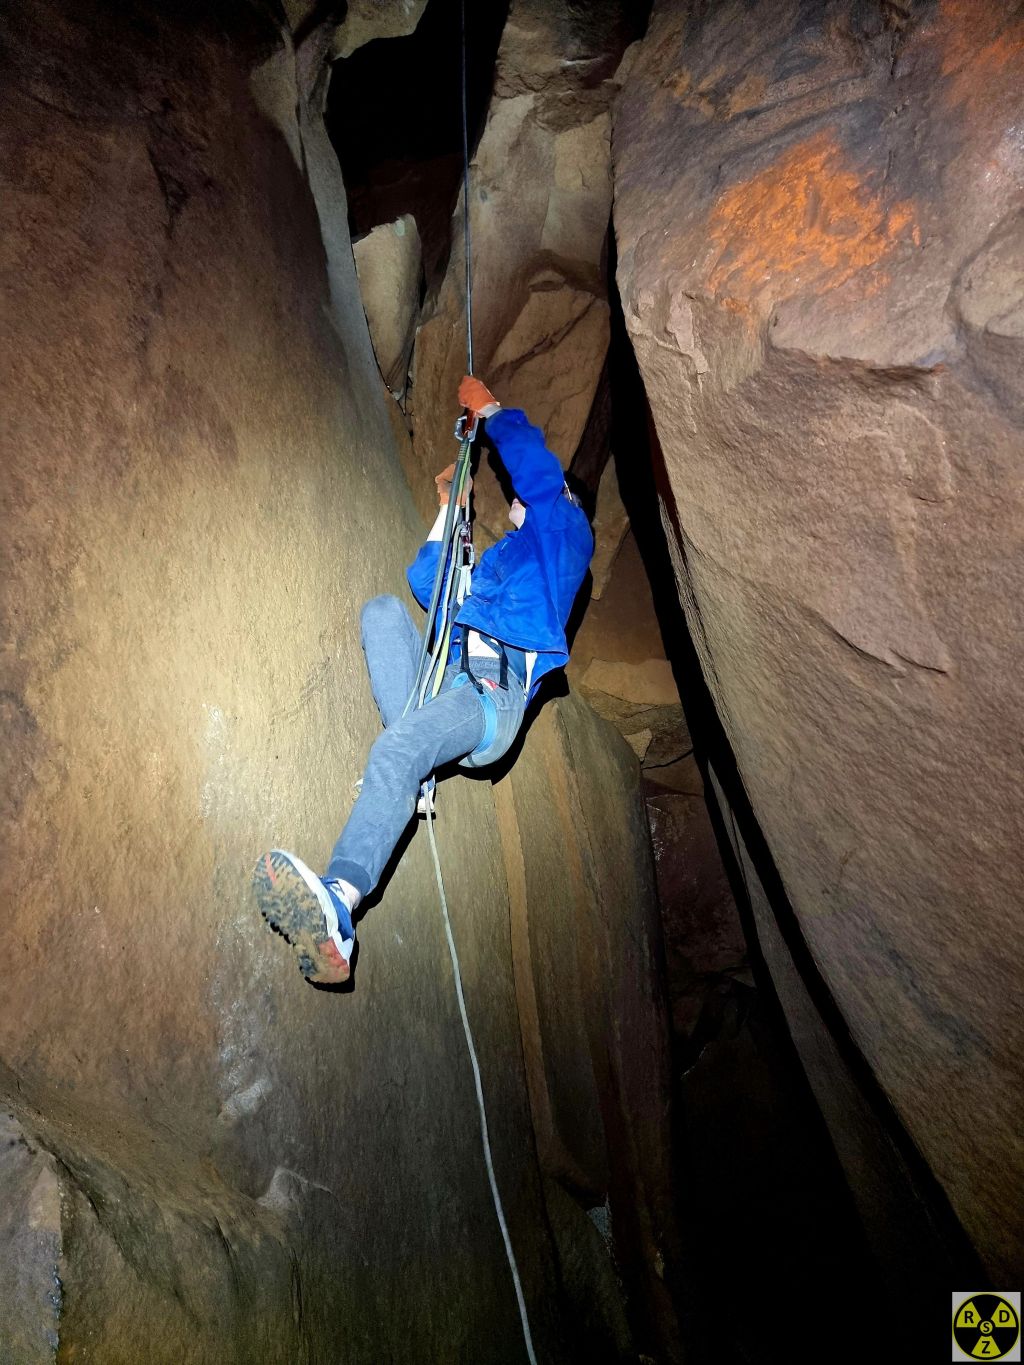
[[458, 375, 564, 512], [486, 408, 565, 511], [406, 535, 442, 610]]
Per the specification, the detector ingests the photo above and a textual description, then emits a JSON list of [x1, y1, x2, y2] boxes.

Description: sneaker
[[416, 777, 436, 817], [253, 850, 355, 985]]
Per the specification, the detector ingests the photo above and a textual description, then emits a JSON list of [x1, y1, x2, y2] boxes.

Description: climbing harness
[[402, 442, 474, 714], [402, 5, 538, 1362]]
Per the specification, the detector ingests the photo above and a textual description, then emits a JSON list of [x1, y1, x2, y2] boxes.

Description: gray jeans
[[325, 595, 526, 899]]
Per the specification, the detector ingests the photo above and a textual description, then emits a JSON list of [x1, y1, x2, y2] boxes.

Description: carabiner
[[454, 411, 479, 443], [458, 520, 475, 567]]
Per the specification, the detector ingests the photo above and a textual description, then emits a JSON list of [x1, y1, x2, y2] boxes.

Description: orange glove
[[435, 461, 473, 507], [458, 375, 500, 419]]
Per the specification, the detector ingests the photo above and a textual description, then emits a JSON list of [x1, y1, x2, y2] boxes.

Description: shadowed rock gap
[[328, 0, 510, 290]]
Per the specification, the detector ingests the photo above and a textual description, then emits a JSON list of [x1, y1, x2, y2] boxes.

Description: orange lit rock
[[706, 131, 915, 304]]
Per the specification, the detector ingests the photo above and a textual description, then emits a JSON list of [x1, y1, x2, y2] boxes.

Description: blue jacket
[[407, 407, 593, 700]]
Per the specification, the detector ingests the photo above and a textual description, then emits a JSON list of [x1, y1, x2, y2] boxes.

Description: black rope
[[461, 0, 473, 374], [403, 0, 476, 716]]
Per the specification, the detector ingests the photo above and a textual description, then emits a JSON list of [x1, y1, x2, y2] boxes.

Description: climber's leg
[[359, 592, 441, 813], [325, 675, 485, 899], [253, 665, 488, 987], [360, 594, 422, 728]]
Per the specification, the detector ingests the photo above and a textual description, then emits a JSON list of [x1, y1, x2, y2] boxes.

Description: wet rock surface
[[615, 0, 1024, 1284], [0, 0, 678, 1357]]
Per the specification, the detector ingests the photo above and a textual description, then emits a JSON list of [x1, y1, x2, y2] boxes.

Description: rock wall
[[614, 0, 1024, 1285], [0, 1, 677, 1358], [408, 0, 632, 542]]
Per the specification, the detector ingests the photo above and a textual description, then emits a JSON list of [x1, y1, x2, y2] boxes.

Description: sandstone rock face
[[353, 214, 423, 396], [615, 0, 1024, 1282], [410, 0, 632, 543], [0, 0, 676, 1357]]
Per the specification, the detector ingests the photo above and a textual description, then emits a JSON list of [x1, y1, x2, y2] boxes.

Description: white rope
[[414, 15, 535, 1352], [423, 784, 539, 1365]]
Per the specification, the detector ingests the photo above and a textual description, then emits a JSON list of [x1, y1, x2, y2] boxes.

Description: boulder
[[353, 214, 423, 396], [615, 0, 1024, 1283], [579, 657, 691, 769], [584, 657, 678, 708]]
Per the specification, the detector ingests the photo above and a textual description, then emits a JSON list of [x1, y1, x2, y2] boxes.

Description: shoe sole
[[252, 850, 350, 985]]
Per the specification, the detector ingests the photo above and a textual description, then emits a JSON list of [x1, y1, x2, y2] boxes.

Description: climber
[[252, 375, 594, 985]]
